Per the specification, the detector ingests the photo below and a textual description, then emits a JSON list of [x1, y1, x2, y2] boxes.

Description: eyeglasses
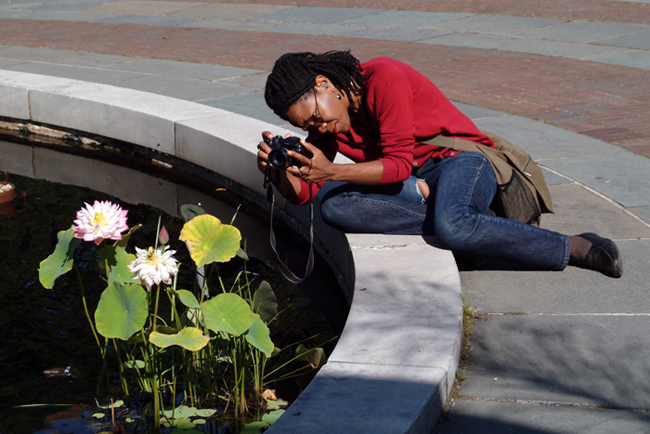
[[304, 89, 324, 131]]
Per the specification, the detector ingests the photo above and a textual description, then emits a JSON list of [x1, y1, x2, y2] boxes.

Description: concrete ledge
[[0, 70, 462, 434]]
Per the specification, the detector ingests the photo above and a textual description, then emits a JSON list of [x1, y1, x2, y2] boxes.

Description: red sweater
[[290, 57, 493, 205]]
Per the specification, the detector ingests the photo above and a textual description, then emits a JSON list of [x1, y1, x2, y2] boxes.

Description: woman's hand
[[285, 140, 334, 184], [257, 131, 275, 176], [257, 131, 303, 197]]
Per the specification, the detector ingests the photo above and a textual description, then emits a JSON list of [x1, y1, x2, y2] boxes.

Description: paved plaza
[[1, 0, 650, 432]]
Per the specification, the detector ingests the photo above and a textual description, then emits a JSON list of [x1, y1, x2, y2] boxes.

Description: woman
[[257, 50, 622, 278]]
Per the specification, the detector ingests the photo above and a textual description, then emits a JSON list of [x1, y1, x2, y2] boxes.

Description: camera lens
[[268, 149, 287, 170]]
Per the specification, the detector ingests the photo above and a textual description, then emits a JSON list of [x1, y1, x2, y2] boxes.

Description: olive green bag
[[421, 132, 553, 227]]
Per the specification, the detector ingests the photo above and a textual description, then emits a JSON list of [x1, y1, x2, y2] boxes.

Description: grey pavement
[[1, 2, 650, 433], [0, 1, 650, 69]]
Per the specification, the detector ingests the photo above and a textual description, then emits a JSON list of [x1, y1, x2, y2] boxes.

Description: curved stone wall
[[0, 70, 462, 434]]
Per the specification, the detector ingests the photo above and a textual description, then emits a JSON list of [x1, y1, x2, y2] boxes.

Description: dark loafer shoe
[[577, 232, 623, 278]]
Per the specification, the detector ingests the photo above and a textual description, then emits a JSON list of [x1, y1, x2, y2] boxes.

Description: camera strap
[[265, 181, 314, 284]]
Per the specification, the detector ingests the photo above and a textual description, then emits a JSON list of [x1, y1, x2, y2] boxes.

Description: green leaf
[[236, 248, 249, 261], [195, 409, 216, 417], [262, 409, 285, 425], [252, 281, 278, 323], [100, 245, 139, 285], [162, 406, 199, 419], [266, 399, 288, 410], [201, 293, 254, 336], [296, 344, 327, 370], [176, 418, 195, 429], [175, 289, 201, 309], [126, 325, 175, 345], [179, 215, 241, 267], [240, 421, 269, 434], [92, 413, 105, 419], [95, 282, 148, 340], [114, 223, 143, 249], [150, 327, 209, 351], [245, 314, 274, 357], [38, 227, 81, 289], [180, 204, 206, 222], [99, 400, 124, 409], [123, 360, 145, 370]]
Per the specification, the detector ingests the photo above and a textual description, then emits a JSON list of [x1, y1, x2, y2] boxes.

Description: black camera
[[264, 135, 305, 170]]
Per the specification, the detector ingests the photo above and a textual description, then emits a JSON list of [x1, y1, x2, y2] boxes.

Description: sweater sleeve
[[286, 136, 337, 206], [365, 63, 419, 185]]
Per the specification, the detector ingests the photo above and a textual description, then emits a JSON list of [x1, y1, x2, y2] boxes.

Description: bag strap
[[264, 169, 314, 284]]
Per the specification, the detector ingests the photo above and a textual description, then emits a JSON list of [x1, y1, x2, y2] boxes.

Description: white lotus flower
[[128, 246, 179, 290], [73, 200, 129, 245]]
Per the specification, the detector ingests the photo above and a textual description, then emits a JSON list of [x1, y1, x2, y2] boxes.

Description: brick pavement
[[159, 0, 650, 24], [1, 18, 648, 157]]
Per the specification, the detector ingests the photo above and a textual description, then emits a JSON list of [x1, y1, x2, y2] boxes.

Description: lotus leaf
[[99, 400, 124, 409], [262, 409, 285, 425], [175, 289, 201, 309], [201, 293, 254, 336], [162, 406, 200, 419], [38, 227, 81, 289], [266, 399, 288, 410], [95, 282, 148, 340], [180, 204, 206, 222], [194, 409, 216, 418], [296, 344, 327, 369], [101, 246, 139, 285], [127, 325, 176, 345], [175, 418, 195, 429], [150, 327, 209, 351], [179, 215, 241, 267], [113, 223, 142, 249], [240, 421, 269, 434], [252, 281, 278, 323], [245, 314, 274, 357], [236, 248, 249, 261]]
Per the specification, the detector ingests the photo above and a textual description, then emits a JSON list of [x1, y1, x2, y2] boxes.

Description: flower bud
[[159, 225, 169, 246]]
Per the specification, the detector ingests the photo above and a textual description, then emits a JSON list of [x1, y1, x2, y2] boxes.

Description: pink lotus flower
[[73, 200, 129, 245]]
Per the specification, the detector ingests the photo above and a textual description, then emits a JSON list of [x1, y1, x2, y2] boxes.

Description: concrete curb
[[0, 70, 462, 434]]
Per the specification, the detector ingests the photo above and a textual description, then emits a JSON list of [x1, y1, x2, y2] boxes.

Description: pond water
[[0, 172, 335, 433]]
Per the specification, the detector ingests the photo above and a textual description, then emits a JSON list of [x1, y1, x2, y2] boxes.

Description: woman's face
[[286, 78, 351, 136]]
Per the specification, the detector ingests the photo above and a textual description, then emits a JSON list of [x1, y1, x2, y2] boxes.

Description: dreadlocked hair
[[265, 50, 367, 120]]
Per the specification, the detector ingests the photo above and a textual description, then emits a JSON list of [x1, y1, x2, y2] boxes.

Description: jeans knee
[[320, 194, 347, 230], [434, 212, 478, 251]]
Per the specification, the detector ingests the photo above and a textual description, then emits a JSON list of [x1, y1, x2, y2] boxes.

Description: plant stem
[[113, 338, 129, 396], [73, 263, 103, 356]]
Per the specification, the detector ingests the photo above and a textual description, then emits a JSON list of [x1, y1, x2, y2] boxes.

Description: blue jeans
[[320, 152, 570, 270]]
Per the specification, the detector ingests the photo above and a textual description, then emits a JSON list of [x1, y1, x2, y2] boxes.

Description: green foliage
[[38, 227, 81, 289], [252, 281, 278, 323], [202, 293, 255, 336], [37, 201, 313, 431], [149, 327, 209, 351], [179, 214, 241, 267], [175, 289, 201, 309], [94, 282, 148, 340], [101, 246, 139, 285], [246, 314, 274, 357], [262, 409, 285, 425]]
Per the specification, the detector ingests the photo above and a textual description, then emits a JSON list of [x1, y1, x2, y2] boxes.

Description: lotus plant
[[38, 201, 284, 431]]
